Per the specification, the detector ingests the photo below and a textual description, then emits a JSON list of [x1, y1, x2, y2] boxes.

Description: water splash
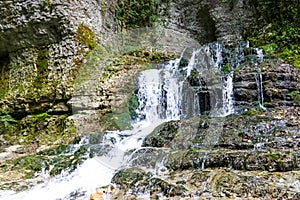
[[222, 73, 234, 116], [135, 62, 183, 124], [2, 41, 266, 199], [255, 48, 266, 110]]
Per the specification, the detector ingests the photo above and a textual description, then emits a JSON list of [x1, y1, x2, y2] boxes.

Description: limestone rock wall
[[167, 0, 255, 44], [234, 60, 300, 109], [0, 0, 117, 117]]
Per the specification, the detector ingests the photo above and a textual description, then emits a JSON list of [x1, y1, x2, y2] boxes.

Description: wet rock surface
[[168, 0, 255, 43], [0, 0, 299, 198], [111, 168, 300, 199], [112, 106, 300, 198], [0, 0, 117, 115], [234, 59, 300, 109]]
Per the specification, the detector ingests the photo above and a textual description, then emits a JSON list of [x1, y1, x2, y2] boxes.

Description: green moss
[[0, 56, 10, 98], [31, 47, 50, 91], [76, 24, 97, 49], [0, 111, 18, 140], [49, 146, 88, 176], [221, 63, 230, 74], [31, 112, 49, 123], [11, 155, 46, 178], [38, 144, 70, 156], [128, 93, 139, 120], [101, 0, 107, 17], [0, 111, 18, 129], [3, 144, 88, 179], [42, 0, 51, 6], [289, 91, 300, 104], [233, 66, 244, 72], [0, 73, 9, 98], [241, 109, 261, 116], [37, 48, 48, 70], [100, 112, 132, 131], [268, 153, 280, 161], [7, 114, 76, 146]]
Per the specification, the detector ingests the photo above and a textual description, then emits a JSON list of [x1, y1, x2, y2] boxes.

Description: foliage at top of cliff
[[246, 0, 300, 68], [115, 0, 172, 30]]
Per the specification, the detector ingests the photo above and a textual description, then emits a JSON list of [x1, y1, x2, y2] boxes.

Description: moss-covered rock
[[0, 143, 88, 191], [143, 120, 180, 148]]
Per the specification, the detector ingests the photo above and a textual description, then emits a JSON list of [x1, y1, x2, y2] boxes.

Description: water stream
[[255, 48, 266, 110], [2, 42, 264, 199]]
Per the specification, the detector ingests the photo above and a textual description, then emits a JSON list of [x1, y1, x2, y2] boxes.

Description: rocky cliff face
[[0, 0, 117, 117], [0, 0, 300, 198], [0, 0, 119, 148], [167, 0, 255, 43], [234, 59, 300, 109], [0, 0, 257, 133]]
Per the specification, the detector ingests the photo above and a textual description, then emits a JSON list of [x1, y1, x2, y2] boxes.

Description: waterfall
[[255, 48, 266, 110], [180, 42, 235, 117], [222, 73, 234, 116], [2, 41, 262, 200], [135, 59, 183, 124]]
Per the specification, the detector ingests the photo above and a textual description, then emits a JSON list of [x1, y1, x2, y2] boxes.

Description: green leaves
[[0, 111, 18, 129], [247, 1, 300, 69], [116, 0, 157, 29], [221, 63, 230, 74], [115, 0, 172, 30]]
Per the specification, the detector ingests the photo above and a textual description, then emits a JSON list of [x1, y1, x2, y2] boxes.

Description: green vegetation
[[42, 0, 51, 6], [100, 112, 132, 131], [101, 0, 107, 17], [31, 112, 48, 122], [0, 111, 18, 129], [36, 48, 49, 71], [115, 0, 172, 30], [247, 0, 300, 68], [11, 155, 46, 178], [1, 145, 88, 179], [221, 63, 230, 74], [115, 0, 159, 29], [32, 47, 50, 90], [128, 93, 139, 120], [76, 23, 97, 49], [289, 91, 300, 104], [3, 114, 76, 146], [0, 56, 10, 98], [233, 66, 244, 72], [241, 109, 262, 116]]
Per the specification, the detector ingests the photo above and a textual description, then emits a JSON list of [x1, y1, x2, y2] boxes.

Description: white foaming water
[[185, 48, 200, 78], [136, 62, 183, 123], [255, 48, 266, 110], [2, 42, 258, 199], [2, 61, 183, 200], [222, 73, 234, 116], [2, 159, 114, 200], [181, 43, 235, 117]]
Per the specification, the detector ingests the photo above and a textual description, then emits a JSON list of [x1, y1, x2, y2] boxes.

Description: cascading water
[[135, 58, 183, 124], [1, 41, 264, 199], [180, 42, 236, 117], [255, 48, 266, 110]]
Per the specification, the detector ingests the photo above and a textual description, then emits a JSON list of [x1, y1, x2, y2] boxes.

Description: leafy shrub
[[115, 0, 172, 30]]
